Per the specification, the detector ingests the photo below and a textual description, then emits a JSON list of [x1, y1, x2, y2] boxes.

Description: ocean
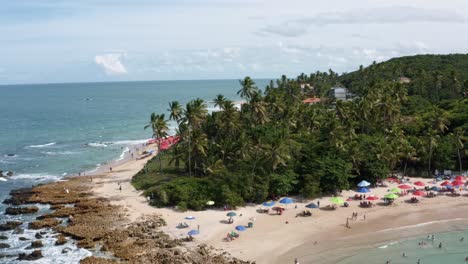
[[0, 79, 267, 263]]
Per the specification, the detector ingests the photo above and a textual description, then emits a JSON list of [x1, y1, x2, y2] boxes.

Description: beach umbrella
[[262, 201, 276, 207], [206, 201, 215, 206], [235, 225, 247, 231], [384, 193, 399, 199], [451, 180, 464, 186], [389, 188, 401, 193], [185, 216, 196, 220], [357, 187, 370, 193], [414, 181, 425, 187], [413, 190, 426, 196], [226, 212, 237, 217], [398, 184, 412, 190], [357, 180, 371, 187], [188, 230, 199, 236], [279, 197, 295, 204], [329, 197, 344, 204], [430, 186, 440, 191], [440, 181, 451, 186], [455, 176, 465, 181], [305, 203, 318, 209], [386, 177, 398, 182], [366, 196, 379, 201]]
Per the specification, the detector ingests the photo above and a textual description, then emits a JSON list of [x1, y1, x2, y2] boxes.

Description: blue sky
[[1, 0, 467, 84]]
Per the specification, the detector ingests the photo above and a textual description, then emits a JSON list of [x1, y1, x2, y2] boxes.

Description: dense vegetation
[[133, 54, 468, 211]]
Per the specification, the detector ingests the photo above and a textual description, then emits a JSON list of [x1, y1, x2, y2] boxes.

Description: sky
[[1, 0, 468, 84]]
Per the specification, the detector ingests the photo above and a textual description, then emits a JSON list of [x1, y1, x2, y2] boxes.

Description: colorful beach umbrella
[[413, 190, 426, 196], [188, 230, 199, 236], [357, 187, 370, 193], [440, 181, 451, 186], [366, 196, 379, 201], [185, 216, 196, 220], [389, 188, 401, 193], [384, 193, 399, 199], [414, 181, 425, 186], [262, 201, 276, 207], [206, 201, 215, 206], [398, 184, 412, 190], [235, 225, 247, 231], [305, 203, 318, 208], [430, 186, 441, 191], [451, 180, 464, 186], [279, 197, 295, 204], [357, 180, 371, 187], [386, 177, 398, 182], [329, 197, 344, 204], [226, 212, 237, 217], [455, 176, 465, 181]]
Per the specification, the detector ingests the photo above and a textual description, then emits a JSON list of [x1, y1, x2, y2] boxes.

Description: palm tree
[[454, 129, 466, 172], [168, 101, 182, 123], [144, 113, 169, 174], [213, 94, 226, 109], [427, 130, 439, 175], [238, 77, 258, 100]]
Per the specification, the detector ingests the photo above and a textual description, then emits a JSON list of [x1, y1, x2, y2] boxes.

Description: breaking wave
[[26, 142, 56, 148]]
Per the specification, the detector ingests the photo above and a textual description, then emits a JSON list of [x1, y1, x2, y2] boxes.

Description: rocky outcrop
[[0, 243, 10, 249], [0, 221, 22, 231], [5, 206, 39, 215], [28, 218, 61, 230], [35, 233, 43, 239], [0, 235, 7, 240], [55, 235, 67, 246], [26, 240, 43, 249], [17, 250, 43, 261], [19, 237, 29, 241]]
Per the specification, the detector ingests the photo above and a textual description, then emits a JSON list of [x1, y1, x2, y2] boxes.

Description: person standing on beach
[[119, 185, 122, 192], [346, 218, 350, 228], [317, 201, 320, 208], [110, 167, 113, 172], [294, 258, 299, 264]]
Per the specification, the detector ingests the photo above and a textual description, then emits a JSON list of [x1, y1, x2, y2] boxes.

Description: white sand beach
[[89, 150, 468, 264]]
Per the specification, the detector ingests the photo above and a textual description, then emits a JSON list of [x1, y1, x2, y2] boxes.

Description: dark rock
[[17, 250, 43, 261], [0, 235, 7, 240], [39, 231, 47, 235], [0, 253, 16, 259], [55, 235, 67, 246], [62, 247, 72, 254], [0, 243, 10, 249], [5, 206, 39, 215], [26, 240, 43, 249], [35, 233, 43, 239], [19, 237, 29, 241], [6, 171, 13, 177], [28, 218, 60, 229], [0, 221, 22, 231], [13, 227, 24, 234]]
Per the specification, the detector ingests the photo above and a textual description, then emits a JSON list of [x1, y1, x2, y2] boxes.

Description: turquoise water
[[0, 79, 268, 263], [339, 229, 468, 264]]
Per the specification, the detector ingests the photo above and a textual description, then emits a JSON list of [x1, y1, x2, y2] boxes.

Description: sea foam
[[26, 142, 56, 148]]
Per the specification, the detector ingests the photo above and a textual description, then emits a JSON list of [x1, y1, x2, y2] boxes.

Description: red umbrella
[[451, 180, 464, 186], [455, 176, 465, 181], [440, 181, 451, 186], [387, 177, 398, 182], [414, 181, 425, 186], [366, 196, 379, 201], [413, 190, 426, 196], [398, 184, 412, 190]]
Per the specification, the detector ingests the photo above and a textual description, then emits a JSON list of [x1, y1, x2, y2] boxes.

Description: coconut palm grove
[[132, 54, 468, 211]]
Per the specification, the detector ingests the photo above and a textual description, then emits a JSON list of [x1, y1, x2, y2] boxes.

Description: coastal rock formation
[[55, 235, 67, 245], [0, 221, 22, 231], [5, 206, 39, 215], [17, 250, 43, 261], [26, 240, 43, 249], [0, 243, 10, 249], [35, 233, 43, 239], [29, 218, 61, 229], [19, 237, 29, 241], [0, 235, 7, 240]]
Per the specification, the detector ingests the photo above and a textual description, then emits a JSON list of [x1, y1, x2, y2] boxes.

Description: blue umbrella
[[279, 197, 294, 204], [188, 230, 199, 236], [185, 216, 196, 220], [357, 187, 370, 193], [357, 180, 371, 187], [235, 225, 247, 231], [262, 201, 276, 207], [305, 203, 318, 209], [430, 186, 440, 191]]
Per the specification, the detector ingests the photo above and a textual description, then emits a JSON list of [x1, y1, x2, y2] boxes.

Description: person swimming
[[438, 242, 442, 248]]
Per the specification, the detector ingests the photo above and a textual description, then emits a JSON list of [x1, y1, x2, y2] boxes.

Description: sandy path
[[90, 154, 468, 264]]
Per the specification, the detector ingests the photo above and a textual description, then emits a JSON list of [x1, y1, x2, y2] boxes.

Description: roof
[[303, 97, 321, 104]]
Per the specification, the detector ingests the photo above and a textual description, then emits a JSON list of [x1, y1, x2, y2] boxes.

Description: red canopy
[[414, 181, 425, 186], [366, 196, 379, 201], [440, 181, 451, 186], [455, 176, 465, 181], [398, 184, 412, 190], [451, 180, 464, 186], [413, 190, 426, 196], [387, 177, 398, 182]]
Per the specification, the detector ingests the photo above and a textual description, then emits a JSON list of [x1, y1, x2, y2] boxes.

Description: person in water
[[438, 242, 442, 248]]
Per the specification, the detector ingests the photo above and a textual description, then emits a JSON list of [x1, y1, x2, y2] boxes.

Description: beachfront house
[[329, 87, 351, 101], [302, 97, 321, 105]]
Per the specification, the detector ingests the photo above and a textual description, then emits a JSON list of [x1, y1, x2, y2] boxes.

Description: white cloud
[[94, 53, 127, 75]]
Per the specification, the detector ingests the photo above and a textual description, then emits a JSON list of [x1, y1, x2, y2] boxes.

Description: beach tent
[[188, 230, 199, 236], [389, 188, 401, 193], [235, 225, 247, 231], [414, 181, 426, 186], [357, 187, 370, 193], [384, 193, 399, 199], [305, 203, 318, 209], [413, 190, 426, 196], [226, 212, 237, 217], [262, 201, 276, 207], [357, 180, 371, 187], [279, 197, 295, 204], [329, 197, 344, 204], [185, 216, 196, 220], [366, 196, 379, 201], [398, 184, 412, 190]]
